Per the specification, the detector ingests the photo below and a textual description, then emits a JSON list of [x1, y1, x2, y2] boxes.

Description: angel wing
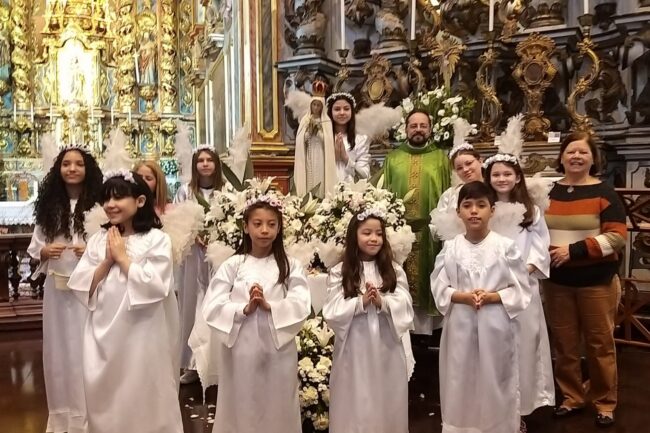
[[355, 103, 402, 139], [175, 121, 193, 184], [489, 201, 526, 240], [102, 128, 133, 171], [221, 125, 251, 182], [285, 89, 312, 121], [41, 132, 59, 174], [430, 208, 465, 241], [160, 200, 205, 264], [84, 204, 109, 238], [498, 113, 524, 158], [526, 174, 553, 211]]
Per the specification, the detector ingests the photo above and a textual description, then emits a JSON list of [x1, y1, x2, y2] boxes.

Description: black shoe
[[553, 405, 584, 417], [595, 413, 615, 427]]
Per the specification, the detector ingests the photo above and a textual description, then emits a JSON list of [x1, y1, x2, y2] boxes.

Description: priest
[[383, 109, 450, 333]]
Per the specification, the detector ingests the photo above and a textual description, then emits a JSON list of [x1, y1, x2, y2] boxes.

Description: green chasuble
[[383, 142, 451, 314]]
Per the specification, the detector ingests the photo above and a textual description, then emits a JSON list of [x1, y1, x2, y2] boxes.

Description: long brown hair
[[485, 159, 535, 229], [341, 213, 397, 299], [134, 160, 169, 213], [190, 148, 224, 198], [327, 94, 357, 149], [235, 202, 290, 286]]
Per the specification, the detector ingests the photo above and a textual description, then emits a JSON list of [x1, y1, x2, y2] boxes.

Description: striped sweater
[[545, 182, 627, 287]]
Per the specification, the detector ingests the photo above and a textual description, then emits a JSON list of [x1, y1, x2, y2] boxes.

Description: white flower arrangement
[[394, 86, 475, 148], [297, 316, 335, 431], [299, 178, 415, 267]]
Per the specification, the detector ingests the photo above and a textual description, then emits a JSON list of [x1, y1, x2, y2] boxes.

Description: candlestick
[[488, 0, 495, 32], [340, 0, 345, 50], [583, 0, 589, 15], [410, 0, 416, 40]]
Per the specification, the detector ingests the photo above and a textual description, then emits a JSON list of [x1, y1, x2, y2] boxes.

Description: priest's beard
[[407, 132, 429, 147]]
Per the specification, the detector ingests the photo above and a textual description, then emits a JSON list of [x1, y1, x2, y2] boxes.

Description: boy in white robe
[[431, 181, 532, 433]]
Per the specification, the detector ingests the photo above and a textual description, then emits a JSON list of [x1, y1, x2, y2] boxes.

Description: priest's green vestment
[[383, 142, 450, 314]]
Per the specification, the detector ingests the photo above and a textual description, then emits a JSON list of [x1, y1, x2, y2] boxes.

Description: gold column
[[10, 0, 31, 110], [178, 0, 193, 113], [115, 0, 136, 111], [160, 0, 178, 113]]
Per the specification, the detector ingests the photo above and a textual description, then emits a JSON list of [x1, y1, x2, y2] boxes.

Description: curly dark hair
[[34, 149, 103, 242]]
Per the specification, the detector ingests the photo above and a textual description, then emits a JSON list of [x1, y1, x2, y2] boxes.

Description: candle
[[128, 107, 132, 124], [410, 0, 416, 40], [583, 0, 589, 14], [340, 0, 345, 50], [134, 52, 140, 84], [488, 0, 495, 32], [110, 105, 114, 125]]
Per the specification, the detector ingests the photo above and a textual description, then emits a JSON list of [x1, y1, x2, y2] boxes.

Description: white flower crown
[[103, 169, 137, 184], [326, 92, 356, 109], [483, 153, 519, 168], [61, 144, 91, 154], [245, 194, 283, 212], [357, 208, 386, 222], [448, 142, 474, 159], [193, 144, 215, 155]]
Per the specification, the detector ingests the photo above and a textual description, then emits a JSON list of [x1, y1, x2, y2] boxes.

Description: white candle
[[489, 0, 495, 32], [340, 0, 345, 50], [410, 0, 416, 40], [128, 107, 132, 124], [134, 52, 140, 84], [583, 0, 589, 14], [110, 105, 114, 125]]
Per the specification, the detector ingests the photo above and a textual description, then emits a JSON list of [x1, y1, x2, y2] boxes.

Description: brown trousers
[[543, 276, 620, 412]]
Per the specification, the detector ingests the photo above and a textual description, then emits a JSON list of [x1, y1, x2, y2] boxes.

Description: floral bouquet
[[394, 86, 475, 148], [297, 316, 335, 432], [299, 178, 415, 269]]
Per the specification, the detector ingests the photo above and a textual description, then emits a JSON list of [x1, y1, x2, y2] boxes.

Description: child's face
[[103, 194, 146, 226], [136, 165, 157, 194], [60, 150, 86, 185], [453, 153, 483, 183], [311, 100, 323, 117], [196, 151, 216, 178], [244, 208, 279, 251], [457, 197, 493, 233], [331, 99, 352, 125], [489, 162, 520, 197], [356, 218, 384, 259]]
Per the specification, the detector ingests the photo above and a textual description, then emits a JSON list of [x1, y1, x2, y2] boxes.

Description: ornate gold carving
[[520, 152, 557, 175], [498, 0, 526, 42], [526, 1, 566, 29], [476, 34, 502, 140], [360, 54, 393, 106], [567, 15, 600, 135], [179, 0, 194, 112], [333, 49, 350, 92], [160, 0, 178, 112], [512, 34, 557, 141], [429, 31, 466, 90], [10, 0, 31, 109], [115, 0, 136, 111]]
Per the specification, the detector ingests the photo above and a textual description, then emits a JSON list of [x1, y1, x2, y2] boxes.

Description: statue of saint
[[138, 31, 157, 86]]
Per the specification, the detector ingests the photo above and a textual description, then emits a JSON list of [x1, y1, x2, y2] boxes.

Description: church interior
[[1, 1, 650, 432]]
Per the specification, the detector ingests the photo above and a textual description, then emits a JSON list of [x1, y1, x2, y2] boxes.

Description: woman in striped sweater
[[544, 131, 627, 427]]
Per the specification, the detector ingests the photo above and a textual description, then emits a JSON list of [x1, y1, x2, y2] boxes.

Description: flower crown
[[61, 144, 91, 154], [245, 194, 283, 212], [326, 92, 356, 109], [357, 208, 386, 222], [448, 142, 474, 160], [103, 169, 137, 184], [193, 144, 215, 155], [483, 153, 519, 169]]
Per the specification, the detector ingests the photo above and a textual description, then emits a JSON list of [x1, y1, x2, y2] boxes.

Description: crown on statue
[[312, 79, 328, 98]]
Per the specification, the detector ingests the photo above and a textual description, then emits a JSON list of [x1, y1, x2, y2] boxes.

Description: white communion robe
[[174, 183, 212, 370], [335, 134, 371, 182], [430, 232, 532, 433], [202, 254, 311, 433], [67, 228, 182, 433], [26, 199, 88, 433], [323, 261, 414, 433], [507, 205, 555, 414]]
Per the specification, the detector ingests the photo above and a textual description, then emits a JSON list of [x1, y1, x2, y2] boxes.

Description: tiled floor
[[1, 330, 649, 432]]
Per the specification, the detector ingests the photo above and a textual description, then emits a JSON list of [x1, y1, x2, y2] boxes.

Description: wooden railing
[[0, 233, 45, 330]]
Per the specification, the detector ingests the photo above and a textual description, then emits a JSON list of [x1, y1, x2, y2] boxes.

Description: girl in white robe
[[27, 146, 103, 433], [202, 197, 311, 433], [485, 157, 555, 424], [174, 146, 224, 383], [430, 182, 531, 433], [67, 171, 182, 433], [325, 92, 371, 183], [323, 209, 414, 433]]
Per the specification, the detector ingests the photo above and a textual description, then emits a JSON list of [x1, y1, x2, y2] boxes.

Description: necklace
[[567, 185, 574, 193]]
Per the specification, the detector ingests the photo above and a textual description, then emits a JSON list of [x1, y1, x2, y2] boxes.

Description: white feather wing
[[526, 174, 553, 211], [84, 204, 109, 238], [499, 113, 525, 157], [285, 90, 312, 121], [355, 104, 402, 139], [430, 208, 465, 241], [41, 133, 59, 173], [102, 128, 133, 171], [160, 201, 205, 264], [225, 125, 251, 182], [489, 202, 526, 239], [175, 121, 193, 184]]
